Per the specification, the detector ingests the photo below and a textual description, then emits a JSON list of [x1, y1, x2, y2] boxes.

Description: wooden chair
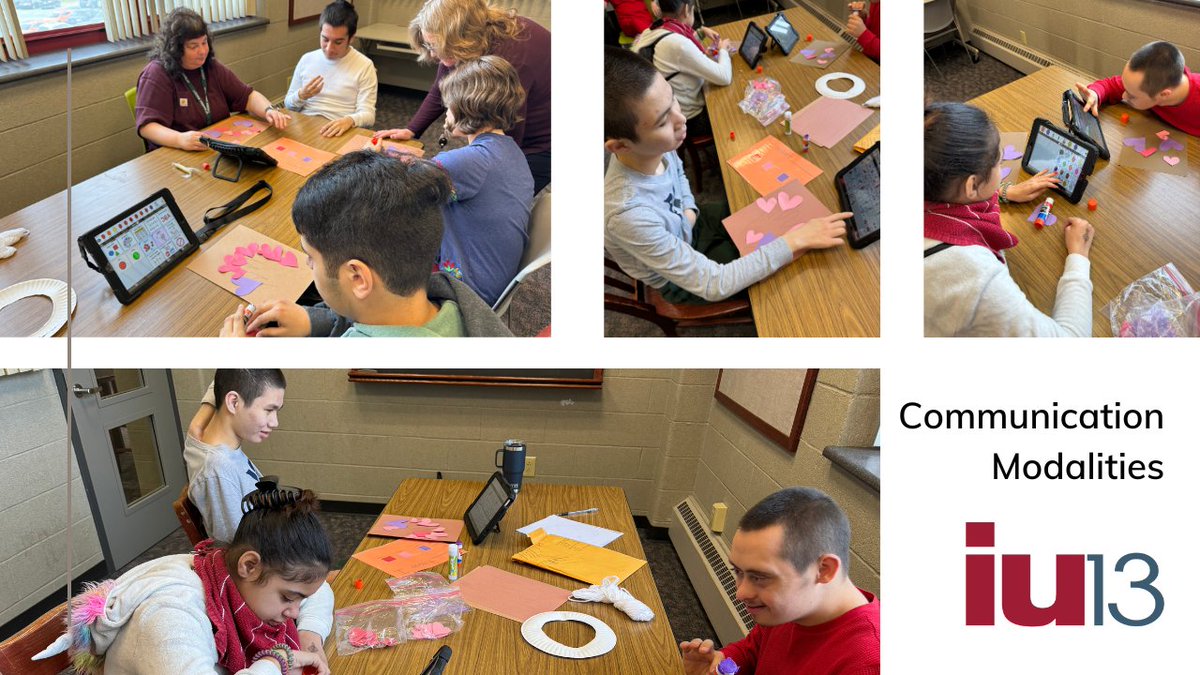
[[604, 258, 755, 336], [173, 485, 209, 546], [0, 601, 69, 675], [678, 132, 716, 193]]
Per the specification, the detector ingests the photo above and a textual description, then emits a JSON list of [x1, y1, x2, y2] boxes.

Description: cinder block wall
[[958, 0, 1200, 78], [0, 370, 102, 626], [0, 0, 325, 217]]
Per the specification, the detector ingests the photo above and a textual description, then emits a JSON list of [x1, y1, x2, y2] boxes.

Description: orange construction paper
[[452, 565, 572, 622], [200, 115, 268, 144], [334, 134, 425, 158], [727, 136, 822, 196], [352, 538, 450, 579], [186, 224, 314, 306], [722, 180, 834, 257], [368, 514, 465, 543], [511, 529, 646, 585], [263, 138, 338, 176]]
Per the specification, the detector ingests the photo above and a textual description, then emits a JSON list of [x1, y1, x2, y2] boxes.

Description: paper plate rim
[[0, 278, 76, 337], [520, 611, 617, 659]]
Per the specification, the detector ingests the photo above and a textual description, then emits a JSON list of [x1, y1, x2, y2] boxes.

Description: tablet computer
[[464, 472, 515, 546], [1062, 89, 1110, 160], [76, 188, 200, 305], [835, 141, 880, 249], [1021, 118, 1097, 204], [766, 12, 800, 55], [739, 21, 768, 69]]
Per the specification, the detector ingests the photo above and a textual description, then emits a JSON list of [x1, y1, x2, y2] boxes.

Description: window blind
[[0, 0, 29, 61]]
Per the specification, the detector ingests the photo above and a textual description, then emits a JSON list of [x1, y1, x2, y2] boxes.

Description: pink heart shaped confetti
[[280, 250, 299, 267], [746, 230, 765, 245], [1139, 146, 1158, 158], [231, 254, 247, 266], [234, 246, 251, 258], [218, 263, 237, 274], [1156, 130, 1170, 140], [247, 243, 260, 256], [223, 255, 235, 265], [1163, 155, 1180, 166], [823, 47, 835, 53], [755, 196, 778, 213], [230, 268, 246, 280], [816, 59, 829, 66], [778, 192, 804, 210]]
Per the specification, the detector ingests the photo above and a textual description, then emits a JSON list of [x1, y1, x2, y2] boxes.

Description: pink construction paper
[[453, 565, 572, 622], [789, 97, 875, 148]]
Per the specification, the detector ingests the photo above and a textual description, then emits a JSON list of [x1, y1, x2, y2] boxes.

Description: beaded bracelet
[[999, 181, 1012, 204], [272, 644, 295, 670], [252, 648, 288, 675]]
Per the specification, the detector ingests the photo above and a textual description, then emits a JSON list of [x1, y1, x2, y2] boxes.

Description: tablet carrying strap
[[196, 180, 272, 242]]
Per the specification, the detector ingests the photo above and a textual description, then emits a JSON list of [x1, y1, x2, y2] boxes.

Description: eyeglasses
[[422, 41, 439, 53]]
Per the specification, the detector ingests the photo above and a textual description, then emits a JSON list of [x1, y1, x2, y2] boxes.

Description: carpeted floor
[[118, 509, 719, 647], [924, 41, 1023, 103]]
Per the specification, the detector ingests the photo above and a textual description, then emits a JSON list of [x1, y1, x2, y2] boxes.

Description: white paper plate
[[816, 72, 866, 99], [0, 279, 76, 337], [521, 611, 617, 659]]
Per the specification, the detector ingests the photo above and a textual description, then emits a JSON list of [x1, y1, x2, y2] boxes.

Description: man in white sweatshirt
[[285, 0, 378, 138]]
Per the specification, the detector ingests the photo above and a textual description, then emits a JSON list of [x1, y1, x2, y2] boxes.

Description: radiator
[[970, 27, 1058, 76], [669, 496, 754, 646]]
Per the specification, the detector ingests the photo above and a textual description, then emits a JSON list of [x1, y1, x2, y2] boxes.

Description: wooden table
[[969, 66, 1200, 336], [704, 7, 880, 337], [325, 479, 684, 674], [0, 114, 419, 337]]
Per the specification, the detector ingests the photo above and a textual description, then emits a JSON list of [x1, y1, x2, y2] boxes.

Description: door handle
[[73, 384, 100, 397]]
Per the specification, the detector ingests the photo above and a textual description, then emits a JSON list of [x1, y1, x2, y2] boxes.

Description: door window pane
[[95, 369, 144, 399], [107, 416, 165, 506]]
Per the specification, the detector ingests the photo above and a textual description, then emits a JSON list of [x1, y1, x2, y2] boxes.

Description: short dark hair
[[293, 151, 452, 297], [441, 55, 526, 134], [924, 102, 1000, 202], [213, 369, 286, 408], [150, 7, 213, 78], [226, 488, 332, 584], [739, 487, 852, 576], [605, 45, 660, 142], [320, 0, 358, 37], [1129, 41, 1185, 96]]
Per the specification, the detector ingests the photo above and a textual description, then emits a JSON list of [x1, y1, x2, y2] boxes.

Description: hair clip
[[241, 476, 302, 513]]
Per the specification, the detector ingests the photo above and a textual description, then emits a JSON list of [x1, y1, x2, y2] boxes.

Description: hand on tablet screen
[[1074, 82, 1100, 115]]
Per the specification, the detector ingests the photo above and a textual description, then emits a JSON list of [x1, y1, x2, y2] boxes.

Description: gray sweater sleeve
[[607, 205, 794, 301], [304, 303, 354, 337]]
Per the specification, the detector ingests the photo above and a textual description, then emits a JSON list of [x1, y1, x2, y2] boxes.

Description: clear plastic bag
[[1104, 263, 1200, 337], [334, 573, 471, 656], [738, 78, 790, 127]]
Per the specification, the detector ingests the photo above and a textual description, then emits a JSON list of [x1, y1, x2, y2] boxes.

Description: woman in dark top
[[373, 0, 552, 193], [135, 8, 291, 151]]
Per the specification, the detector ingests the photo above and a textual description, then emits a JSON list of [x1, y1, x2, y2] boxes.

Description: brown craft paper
[[999, 131, 1029, 181], [186, 224, 314, 307], [367, 514, 465, 543], [789, 39, 850, 69], [722, 180, 834, 257], [1113, 116, 1189, 177]]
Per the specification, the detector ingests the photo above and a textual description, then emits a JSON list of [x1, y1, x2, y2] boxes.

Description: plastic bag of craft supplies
[[1104, 263, 1200, 337], [738, 77, 790, 126], [334, 573, 470, 656]]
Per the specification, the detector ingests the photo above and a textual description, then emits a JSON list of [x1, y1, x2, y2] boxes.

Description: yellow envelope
[[512, 529, 646, 585], [854, 124, 880, 154]]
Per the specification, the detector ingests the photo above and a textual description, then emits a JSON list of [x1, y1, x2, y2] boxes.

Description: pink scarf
[[923, 194, 1018, 262], [193, 541, 301, 671], [660, 17, 705, 53]]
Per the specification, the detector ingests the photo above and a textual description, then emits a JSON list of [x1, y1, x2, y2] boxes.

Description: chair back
[[173, 484, 209, 546], [0, 602, 69, 675], [924, 0, 955, 33], [124, 86, 137, 121], [493, 185, 552, 314]]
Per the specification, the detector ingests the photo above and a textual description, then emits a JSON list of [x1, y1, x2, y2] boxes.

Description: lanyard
[[180, 67, 212, 126]]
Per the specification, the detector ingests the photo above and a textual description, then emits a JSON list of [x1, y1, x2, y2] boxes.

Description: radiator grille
[[677, 499, 755, 629], [972, 27, 1054, 69]]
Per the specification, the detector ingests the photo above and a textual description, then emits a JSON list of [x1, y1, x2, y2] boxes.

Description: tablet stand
[[211, 153, 245, 183]]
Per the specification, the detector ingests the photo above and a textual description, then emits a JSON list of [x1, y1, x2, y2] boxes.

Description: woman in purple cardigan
[[374, 0, 551, 193]]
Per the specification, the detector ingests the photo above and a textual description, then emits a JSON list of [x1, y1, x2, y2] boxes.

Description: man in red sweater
[[846, 1, 880, 62], [680, 487, 880, 675], [1075, 41, 1199, 136]]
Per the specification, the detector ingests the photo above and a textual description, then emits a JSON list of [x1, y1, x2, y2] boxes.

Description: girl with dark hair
[[924, 102, 1096, 337], [49, 483, 334, 674], [631, 0, 731, 139], [135, 8, 292, 152]]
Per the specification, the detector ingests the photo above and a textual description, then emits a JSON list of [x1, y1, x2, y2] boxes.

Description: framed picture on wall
[[289, 0, 328, 25], [714, 369, 819, 454]]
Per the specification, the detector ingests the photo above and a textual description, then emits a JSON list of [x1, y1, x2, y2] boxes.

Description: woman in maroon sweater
[[135, 8, 290, 152], [374, 0, 552, 192]]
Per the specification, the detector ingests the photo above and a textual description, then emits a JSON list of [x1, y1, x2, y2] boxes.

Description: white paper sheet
[[516, 515, 623, 548]]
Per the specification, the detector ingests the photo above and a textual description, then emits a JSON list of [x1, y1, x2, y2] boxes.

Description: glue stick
[[784, 111, 793, 136], [1034, 197, 1054, 229], [448, 544, 459, 581]]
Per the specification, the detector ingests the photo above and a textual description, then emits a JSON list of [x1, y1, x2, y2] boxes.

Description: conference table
[[0, 114, 420, 337], [969, 66, 1200, 336], [324, 478, 684, 674], [705, 7, 880, 337]]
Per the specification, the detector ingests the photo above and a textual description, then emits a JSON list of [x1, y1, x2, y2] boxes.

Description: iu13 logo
[[964, 522, 1164, 626]]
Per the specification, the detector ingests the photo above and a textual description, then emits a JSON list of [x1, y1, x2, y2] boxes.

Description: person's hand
[[298, 75, 325, 101], [680, 638, 723, 675], [178, 130, 207, 152], [320, 116, 355, 138], [1007, 169, 1060, 203], [698, 26, 719, 41], [373, 128, 415, 141], [847, 1, 865, 13], [297, 631, 329, 673], [245, 300, 313, 337], [846, 12, 866, 38], [684, 208, 698, 227], [784, 211, 850, 256], [1074, 82, 1100, 116], [718, 38, 732, 53], [291, 648, 330, 675], [265, 107, 291, 130], [218, 304, 249, 338], [1064, 217, 1095, 258]]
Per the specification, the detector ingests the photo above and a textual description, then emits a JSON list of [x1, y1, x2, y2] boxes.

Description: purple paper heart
[[1026, 209, 1058, 227], [1000, 167, 1011, 180], [1002, 144, 1022, 161], [800, 49, 816, 58], [232, 276, 262, 297], [233, 120, 254, 127], [204, 130, 222, 138], [1123, 136, 1146, 151], [760, 233, 778, 246], [1160, 138, 1184, 152]]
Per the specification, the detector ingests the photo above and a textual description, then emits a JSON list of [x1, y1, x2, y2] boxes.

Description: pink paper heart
[[247, 243, 260, 256], [231, 254, 247, 266], [1140, 146, 1158, 158], [234, 246, 251, 258], [778, 192, 804, 210], [755, 196, 778, 213], [746, 230, 765, 245], [823, 47, 834, 53], [1163, 155, 1181, 166], [280, 250, 299, 267], [1156, 130, 1170, 140], [218, 263, 237, 274], [223, 255, 235, 265], [230, 268, 246, 280], [817, 58, 829, 65]]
